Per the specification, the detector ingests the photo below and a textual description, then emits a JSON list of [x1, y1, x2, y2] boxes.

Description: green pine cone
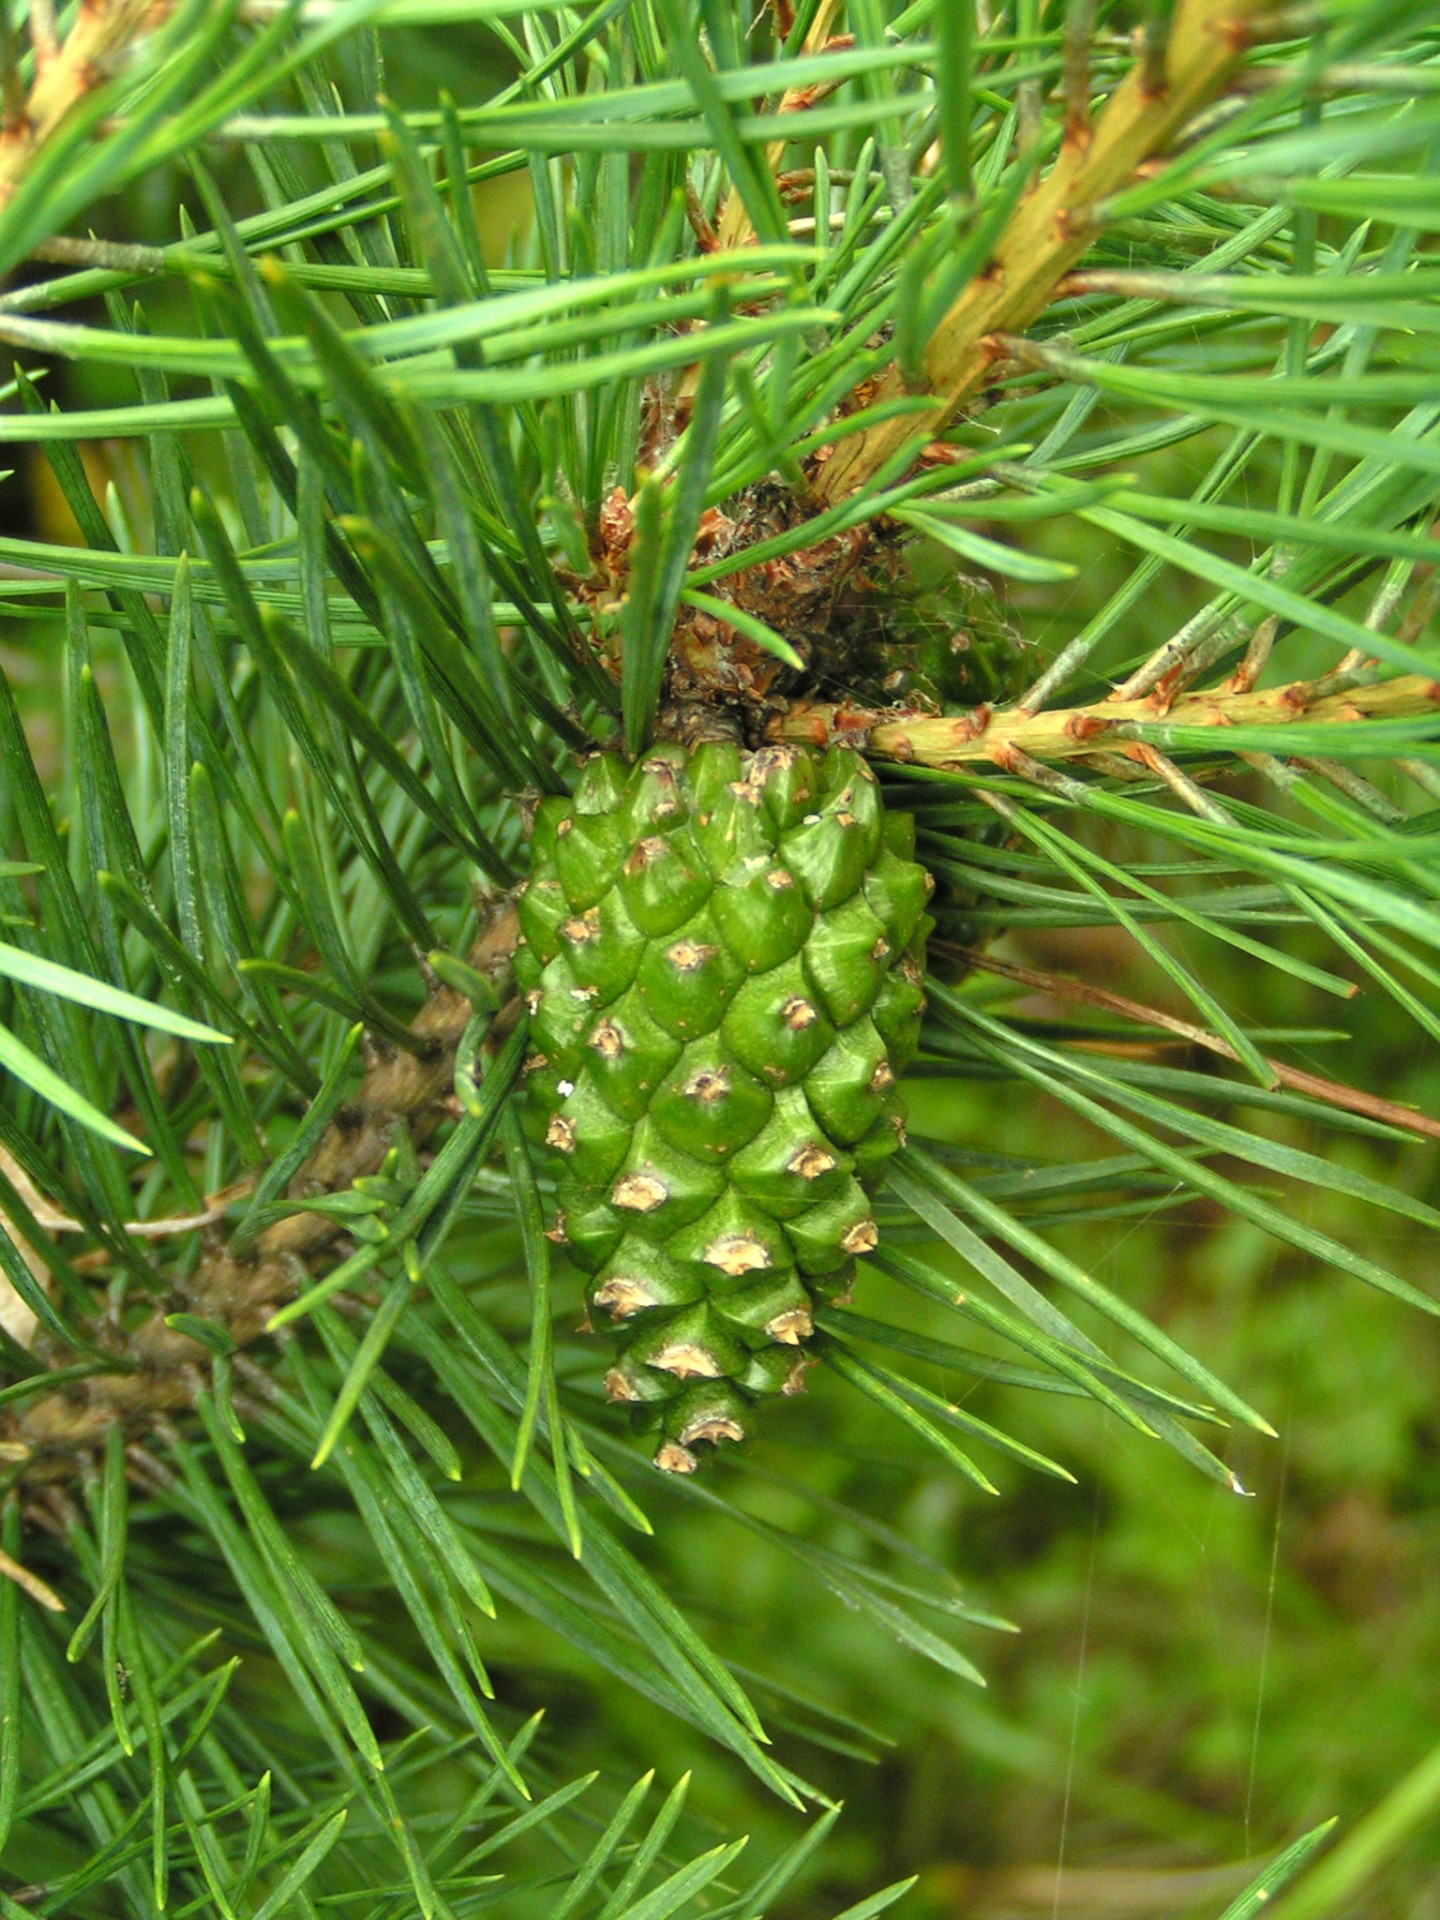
[[515, 742, 933, 1472]]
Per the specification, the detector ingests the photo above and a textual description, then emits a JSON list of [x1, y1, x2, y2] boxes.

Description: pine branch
[[812, 0, 1274, 504], [4, 903, 520, 1499], [775, 670, 1440, 769], [0, 0, 168, 209], [2, 4, 1438, 1895], [947, 943, 1440, 1143], [712, 0, 846, 252]]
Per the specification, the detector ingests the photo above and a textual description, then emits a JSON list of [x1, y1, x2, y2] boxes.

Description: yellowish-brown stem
[[812, 0, 1271, 504], [775, 673, 1440, 770], [713, 0, 846, 253], [0, 0, 170, 211]]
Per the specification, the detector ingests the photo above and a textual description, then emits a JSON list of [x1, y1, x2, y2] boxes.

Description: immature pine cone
[[514, 742, 933, 1471]]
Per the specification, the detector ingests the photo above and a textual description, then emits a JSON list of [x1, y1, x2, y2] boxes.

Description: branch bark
[[775, 672, 1440, 770], [0, 0, 170, 209], [712, 0, 845, 254], [812, 0, 1272, 505], [947, 943, 1440, 1143]]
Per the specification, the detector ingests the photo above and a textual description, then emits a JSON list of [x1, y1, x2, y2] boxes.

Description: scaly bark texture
[[0, 0, 169, 206], [776, 673, 1440, 768], [813, 0, 1274, 503]]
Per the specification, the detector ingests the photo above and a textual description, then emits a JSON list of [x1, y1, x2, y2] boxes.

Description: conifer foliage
[[0, 0, 1437, 1912]]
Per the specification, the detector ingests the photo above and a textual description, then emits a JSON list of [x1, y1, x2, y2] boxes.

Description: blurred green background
[[5, 18, 1439, 1918]]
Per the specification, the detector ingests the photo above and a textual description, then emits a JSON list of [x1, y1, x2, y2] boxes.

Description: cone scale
[[515, 741, 933, 1471]]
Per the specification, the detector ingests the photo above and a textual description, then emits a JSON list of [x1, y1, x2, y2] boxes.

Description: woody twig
[[0, 0, 170, 211], [946, 944, 1440, 1144], [711, 0, 847, 254], [812, 0, 1274, 504], [776, 672, 1440, 770]]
